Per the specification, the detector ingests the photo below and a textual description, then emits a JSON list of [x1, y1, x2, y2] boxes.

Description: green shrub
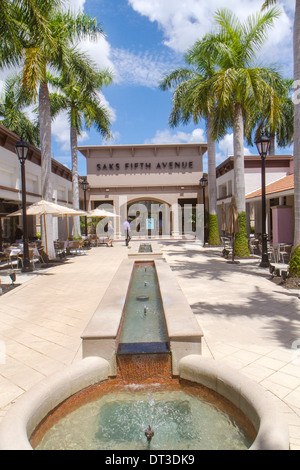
[[208, 213, 221, 246], [234, 212, 249, 258], [289, 245, 300, 277]]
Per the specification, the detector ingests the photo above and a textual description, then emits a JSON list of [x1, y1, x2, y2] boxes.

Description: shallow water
[[138, 244, 152, 253], [119, 263, 168, 346], [36, 389, 252, 450]]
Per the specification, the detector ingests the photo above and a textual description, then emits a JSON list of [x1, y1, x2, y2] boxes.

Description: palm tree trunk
[[269, 133, 275, 155], [39, 82, 55, 260], [294, 0, 300, 248], [233, 102, 249, 257], [207, 113, 221, 245], [71, 125, 81, 238], [233, 103, 246, 213]]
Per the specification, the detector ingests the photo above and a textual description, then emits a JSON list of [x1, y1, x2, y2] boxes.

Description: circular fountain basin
[[34, 386, 254, 450], [0, 355, 289, 451]]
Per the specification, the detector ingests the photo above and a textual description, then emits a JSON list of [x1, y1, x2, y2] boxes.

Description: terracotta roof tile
[[246, 174, 294, 199]]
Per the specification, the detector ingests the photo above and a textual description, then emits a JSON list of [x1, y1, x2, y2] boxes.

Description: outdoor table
[[63, 241, 74, 250]]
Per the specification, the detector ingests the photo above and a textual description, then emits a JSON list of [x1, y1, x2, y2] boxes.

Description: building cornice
[[78, 142, 208, 159], [216, 154, 293, 178], [0, 124, 72, 182]]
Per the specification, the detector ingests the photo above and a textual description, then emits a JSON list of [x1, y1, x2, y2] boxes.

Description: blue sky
[[2, 0, 295, 176]]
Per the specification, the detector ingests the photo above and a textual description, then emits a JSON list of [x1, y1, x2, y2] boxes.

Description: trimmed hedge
[[234, 212, 249, 258], [208, 213, 221, 246], [289, 245, 300, 277]]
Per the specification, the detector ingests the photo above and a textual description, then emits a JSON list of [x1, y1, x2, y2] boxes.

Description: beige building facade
[[78, 143, 208, 240], [0, 125, 73, 245]]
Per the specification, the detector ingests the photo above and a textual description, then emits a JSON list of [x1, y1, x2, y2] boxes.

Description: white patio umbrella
[[87, 208, 119, 217], [54, 206, 88, 248], [8, 199, 69, 257], [8, 200, 87, 255], [87, 208, 120, 238]]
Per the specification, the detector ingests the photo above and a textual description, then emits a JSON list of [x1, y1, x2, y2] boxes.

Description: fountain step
[[117, 342, 169, 355], [117, 353, 172, 383]]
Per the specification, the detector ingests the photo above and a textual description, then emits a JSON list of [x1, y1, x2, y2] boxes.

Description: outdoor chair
[[267, 242, 277, 263], [17, 249, 37, 269], [0, 250, 14, 268], [37, 247, 48, 264], [70, 240, 83, 255], [90, 234, 98, 247], [249, 238, 260, 255], [221, 236, 232, 258], [54, 241, 65, 258], [279, 244, 292, 264]]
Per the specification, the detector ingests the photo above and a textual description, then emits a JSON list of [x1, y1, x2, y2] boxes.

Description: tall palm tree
[[262, 0, 300, 255], [245, 78, 294, 154], [49, 66, 113, 237], [1, 3, 105, 258], [207, 7, 281, 257], [0, 74, 40, 146], [0, 0, 60, 67], [159, 36, 227, 245]]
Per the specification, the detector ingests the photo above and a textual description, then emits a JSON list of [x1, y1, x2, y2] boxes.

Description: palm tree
[[262, 0, 300, 256], [159, 36, 227, 245], [245, 78, 294, 154], [1, 3, 105, 258], [49, 66, 113, 238], [0, 74, 40, 146], [207, 7, 281, 257], [0, 0, 60, 67]]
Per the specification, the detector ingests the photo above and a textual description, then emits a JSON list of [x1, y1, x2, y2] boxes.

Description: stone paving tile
[[162, 243, 300, 450], [0, 242, 299, 450]]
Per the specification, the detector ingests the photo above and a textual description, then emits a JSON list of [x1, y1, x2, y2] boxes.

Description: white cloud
[[110, 48, 180, 88], [97, 91, 117, 123], [146, 127, 205, 144], [79, 36, 116, 75], [51, 90, 116, 153], [63, 0, 86, 13], [52, 111, 89, 152], [128, 0, 293, 71], [217, 133, 254, 166]]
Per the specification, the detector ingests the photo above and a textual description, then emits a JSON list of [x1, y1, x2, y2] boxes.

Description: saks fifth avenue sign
[[96, 161, 194, 172]]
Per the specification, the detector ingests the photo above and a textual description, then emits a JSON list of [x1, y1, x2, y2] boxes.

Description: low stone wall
[[179, 355, 290, 451], [81, 258, 203, 375], [0, 357, 109, 451]]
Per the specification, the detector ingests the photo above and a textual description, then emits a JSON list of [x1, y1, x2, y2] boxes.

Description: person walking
[[123, 219, 131, 246], [107, 220, 114, 247]]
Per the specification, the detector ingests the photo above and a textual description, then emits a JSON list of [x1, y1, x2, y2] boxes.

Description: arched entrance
[[126, 199, 171, 238]]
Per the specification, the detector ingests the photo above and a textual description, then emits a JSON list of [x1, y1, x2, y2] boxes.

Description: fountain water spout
[[145, 425, 154, 443]]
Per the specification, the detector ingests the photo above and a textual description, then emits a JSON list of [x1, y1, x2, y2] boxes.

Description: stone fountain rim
[[0, 355, 289, 450]]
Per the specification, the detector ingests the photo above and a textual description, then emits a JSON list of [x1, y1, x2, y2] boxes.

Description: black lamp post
[[15, 138, 33, 272], [255, 132, 271, 268], [200, 175, 208, 246], [81, 178, 89, 236]]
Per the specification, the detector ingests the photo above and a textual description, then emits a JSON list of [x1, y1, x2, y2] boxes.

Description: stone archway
[[124, 198, 172, 238]]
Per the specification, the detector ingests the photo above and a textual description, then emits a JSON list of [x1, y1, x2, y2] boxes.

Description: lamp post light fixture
[[255, 132, 271, 268], [200, 175, 208, 246], [15, 137, 33, 272], [81, 178, 89, 236]]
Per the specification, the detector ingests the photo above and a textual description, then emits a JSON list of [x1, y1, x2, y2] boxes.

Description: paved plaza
[[0, 241, 299, 450]]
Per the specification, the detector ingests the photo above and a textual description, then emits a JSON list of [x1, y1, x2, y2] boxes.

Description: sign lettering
[[96, 161, 193, 172]]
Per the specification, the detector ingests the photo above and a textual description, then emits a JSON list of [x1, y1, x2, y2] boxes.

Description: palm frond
[[261, 0, 277, 11]]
